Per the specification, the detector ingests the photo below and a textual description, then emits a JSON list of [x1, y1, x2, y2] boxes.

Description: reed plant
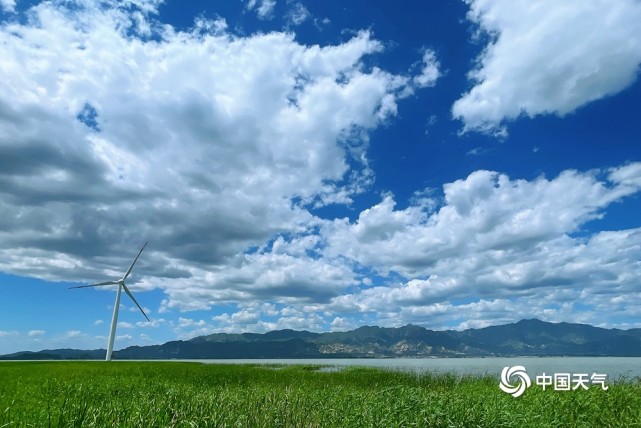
[[1, 362, 639, 427]]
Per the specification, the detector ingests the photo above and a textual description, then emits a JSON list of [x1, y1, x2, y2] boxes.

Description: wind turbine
[[70, 241, 150, 361]]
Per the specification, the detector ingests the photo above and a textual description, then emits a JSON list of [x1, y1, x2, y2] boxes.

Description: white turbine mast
[[70, 241, 150, 361]]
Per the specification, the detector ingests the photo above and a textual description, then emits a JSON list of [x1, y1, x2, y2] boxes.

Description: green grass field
[[1, 362, 640, 427]]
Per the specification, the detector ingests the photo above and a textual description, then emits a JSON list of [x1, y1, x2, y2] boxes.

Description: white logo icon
[[499, 366, 531, 398]]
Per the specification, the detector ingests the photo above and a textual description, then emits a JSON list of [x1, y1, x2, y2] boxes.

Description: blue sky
[[1, 0, 641, 354]]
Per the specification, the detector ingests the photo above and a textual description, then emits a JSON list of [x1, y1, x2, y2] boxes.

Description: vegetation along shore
[[2, 361, 640, 427]]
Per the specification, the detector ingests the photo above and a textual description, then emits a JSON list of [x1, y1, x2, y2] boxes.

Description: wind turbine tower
[[70, 242, 150, 361]]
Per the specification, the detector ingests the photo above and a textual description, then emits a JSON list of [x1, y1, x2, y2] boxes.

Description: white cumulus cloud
[[0, 0, 441, 323], [0, 1, 418, 282], [0, 0, 15, 13], [413, 50, 440, 88], [246, 0, 276, 20], [453, 0, 641, 134], [317, 163, 641, 327], [323, 164, 641, 277], [288, 2, 310, 26]]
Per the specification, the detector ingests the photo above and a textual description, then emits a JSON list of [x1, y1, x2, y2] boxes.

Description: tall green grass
[[1, 362, 640, 427]]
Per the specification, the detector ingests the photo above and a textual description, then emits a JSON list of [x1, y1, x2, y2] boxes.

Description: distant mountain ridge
[[3, 319, 641, 360]]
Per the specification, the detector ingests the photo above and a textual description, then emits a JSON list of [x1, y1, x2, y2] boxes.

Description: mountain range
[[3, 319, 641, 360]]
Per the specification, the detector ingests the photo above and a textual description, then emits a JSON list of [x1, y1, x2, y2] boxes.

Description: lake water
[[190, 357, 641, 380]]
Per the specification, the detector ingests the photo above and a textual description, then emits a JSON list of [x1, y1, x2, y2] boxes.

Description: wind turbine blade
[[123, 241, 148, 281], [122, 283, 150, 322], [69, 280, 119, 289]]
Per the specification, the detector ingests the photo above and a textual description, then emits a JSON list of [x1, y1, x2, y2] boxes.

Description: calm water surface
[[190, 357, 641, 380]]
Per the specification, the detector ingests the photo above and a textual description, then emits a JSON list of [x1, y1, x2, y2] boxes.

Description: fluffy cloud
[[3, 0, 639, 337], [317, 163, 641, 327], [208, 304, 326, 335], [157, 242, 359, 312], [323, 165, 641, 277], [0, 1, 426, 283], [453, 0, 641, 133], [287, 2, 310, 26], [162, 162, 641, 332], [0, 0, 15, 13], [413, 50, 440, 88], [246, 0, 277, 20], [0, 0, 440, 325], [117, 322, 134, 329]]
